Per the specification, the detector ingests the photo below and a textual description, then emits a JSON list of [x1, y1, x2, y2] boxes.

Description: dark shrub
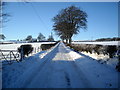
[[116, 46, 120, 72], [93, 45, 103, 55], [86, 44, 93, 54], [18, 44, 33, 57], [41, 42, 58, 51], [106, 45, 117, 58], [101, 46, 108, 56]]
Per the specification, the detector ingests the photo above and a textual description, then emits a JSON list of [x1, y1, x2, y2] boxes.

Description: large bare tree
[[53, 5, 87, 44], [0, 2, 10, 25], [0, 1, 10, 40]]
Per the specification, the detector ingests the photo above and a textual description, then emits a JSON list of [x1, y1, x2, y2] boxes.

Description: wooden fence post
[[9, 51, 12, 64], [35, 48, 36, 53], [10, 51, 11, 61], [20, 47, 24, 61], [37, 47, 39, 52]]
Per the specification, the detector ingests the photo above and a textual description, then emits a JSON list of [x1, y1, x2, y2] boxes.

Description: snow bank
[[63, 45, 119, 88], [74, 55, 118, 88], [81, 51, 119, 68]]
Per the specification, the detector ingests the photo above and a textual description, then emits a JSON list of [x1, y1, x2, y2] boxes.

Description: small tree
[[47, 35, 54, 41], [37, 33, 46, 41], [0, 34, 6, 40], [106, 45, 117, 58], [25, 35, 32, 42]]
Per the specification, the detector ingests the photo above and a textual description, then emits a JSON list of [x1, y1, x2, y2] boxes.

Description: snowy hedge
[[68, 44, 118, 58], [41, 41, 58, 50], [18, 44, 33, 58], [67, 44, 120, 72]]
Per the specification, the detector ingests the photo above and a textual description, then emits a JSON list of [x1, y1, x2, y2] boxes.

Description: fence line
[[0, 49, 20, 64], [32, 47, 41, 54], [0, 47, 41, 64]]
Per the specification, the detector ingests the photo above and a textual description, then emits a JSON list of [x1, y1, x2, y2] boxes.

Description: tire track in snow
[[64, 72, 71, 88], [51, 43, 92, 88], [63, 53, 92, 88]]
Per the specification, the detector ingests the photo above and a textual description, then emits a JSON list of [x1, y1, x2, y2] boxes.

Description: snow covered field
[[0, 42, 56, 61], [0, 42, 55, 50], [72, 41, 120, 46], [2, 42, 119, 88]]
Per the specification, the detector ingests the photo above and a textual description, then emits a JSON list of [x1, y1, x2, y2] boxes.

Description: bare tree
[[0, 2, 10, 25], [0, 1, 10, 40], [53, 5, 87, 44]]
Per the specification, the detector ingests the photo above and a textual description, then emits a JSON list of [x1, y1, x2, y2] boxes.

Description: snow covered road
[[2, 42, 119, 88], [24, 43, 92, 88]]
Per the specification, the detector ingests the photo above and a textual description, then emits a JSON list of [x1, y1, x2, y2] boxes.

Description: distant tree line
[[95, 37, 120, 41], [23, 32, 55, 42]]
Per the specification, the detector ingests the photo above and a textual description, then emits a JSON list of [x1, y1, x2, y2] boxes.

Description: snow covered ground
[[0, 42, 56, 61], [0, 42, 55, 50], [80, 51, 118, 69], [2, 42, 119, 88], [72, 41, 120, 46]]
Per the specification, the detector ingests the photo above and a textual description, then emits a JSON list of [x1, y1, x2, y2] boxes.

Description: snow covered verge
[[66, 43, 119, 69], [73, 53, 119, 88], [65, 43, 118, 70], [80, 51, 118, 69], [62, 43, 119, 88]]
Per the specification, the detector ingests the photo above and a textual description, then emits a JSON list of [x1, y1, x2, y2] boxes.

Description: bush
[[18, 44, 33, 57], [68, 44, 118, 59], [41, 42, 58, 51], [106, 45, 117, 58]]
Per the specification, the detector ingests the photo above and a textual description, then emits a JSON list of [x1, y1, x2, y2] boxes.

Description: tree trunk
[[68, 34, 72, 44], [68, 38, 72, 44], [66, 39, 68, 44]]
